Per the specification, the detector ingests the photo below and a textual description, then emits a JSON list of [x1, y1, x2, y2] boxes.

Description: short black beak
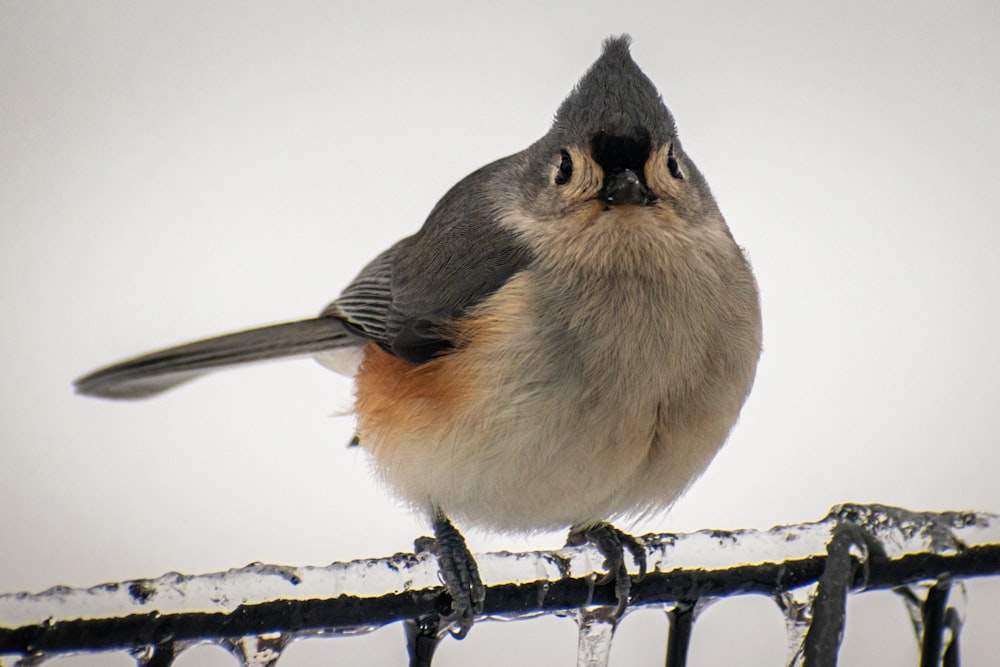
[[598, 168, 653, 206]]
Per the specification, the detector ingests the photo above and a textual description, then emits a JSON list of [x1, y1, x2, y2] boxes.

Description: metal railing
[[1, 504, 997, 666]]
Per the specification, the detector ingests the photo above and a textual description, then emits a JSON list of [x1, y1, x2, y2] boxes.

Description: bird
[[75, 35, 762, 635]]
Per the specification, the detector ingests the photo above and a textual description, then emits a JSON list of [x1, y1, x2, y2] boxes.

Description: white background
[[2, 2, 998, 665]]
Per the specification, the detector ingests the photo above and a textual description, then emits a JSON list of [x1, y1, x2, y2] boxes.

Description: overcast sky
[[2, 2, 998, 665]]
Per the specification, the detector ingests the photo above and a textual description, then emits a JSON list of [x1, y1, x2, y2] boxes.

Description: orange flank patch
[[353, 282, 530, 456], [353, 340, 477, 449]]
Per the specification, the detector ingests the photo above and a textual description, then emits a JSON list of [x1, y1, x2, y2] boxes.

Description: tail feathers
[[74, 318, 361, 400]]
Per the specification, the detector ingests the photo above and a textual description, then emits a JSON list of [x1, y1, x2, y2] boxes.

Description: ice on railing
[[0, 554, 437, 630], [832, 503, 996, 558], [0, 504, 997, 667], [769, 504, 992, 667]]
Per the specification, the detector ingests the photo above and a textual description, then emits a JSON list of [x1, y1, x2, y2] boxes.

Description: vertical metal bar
[[405, 614, 443, 667], [802, 523, 867, 667], [665, 602, 695, 667], [919, 581, 951, 667]]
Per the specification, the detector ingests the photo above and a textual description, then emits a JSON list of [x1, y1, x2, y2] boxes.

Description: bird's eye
[[667, 146, 684, 180], [555, 149, 573, 185]]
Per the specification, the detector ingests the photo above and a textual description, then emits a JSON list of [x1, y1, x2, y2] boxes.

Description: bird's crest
[[552, 35, 676, 147]]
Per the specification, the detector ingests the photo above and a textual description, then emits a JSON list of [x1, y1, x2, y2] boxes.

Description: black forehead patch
[[591, 131, 651, 173]]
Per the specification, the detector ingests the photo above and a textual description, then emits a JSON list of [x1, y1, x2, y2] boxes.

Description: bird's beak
[[598, 168, 653, 206]]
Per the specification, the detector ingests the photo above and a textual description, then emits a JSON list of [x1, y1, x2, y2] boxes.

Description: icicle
[[896, 579, 967, 664], [130, 645, 155, 665], [898, 582, 932, 645], [222, 634, 290, 667], [776, 584, 818, 667], [130, 641, 179, 666], [573, 608, 618, 667], [942, 581, 967, 664]]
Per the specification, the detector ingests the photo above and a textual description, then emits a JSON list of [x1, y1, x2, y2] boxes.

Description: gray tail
[[74, 318, 360, 400]]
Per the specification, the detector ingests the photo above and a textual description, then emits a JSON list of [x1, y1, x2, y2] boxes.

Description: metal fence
[[1, 504, 998, 667]]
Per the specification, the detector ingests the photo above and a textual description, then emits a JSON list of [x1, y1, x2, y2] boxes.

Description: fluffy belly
[[353, 343, 651, 531], [352, 271, 758, 531]]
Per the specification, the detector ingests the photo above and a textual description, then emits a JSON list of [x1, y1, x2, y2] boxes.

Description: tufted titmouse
[[76, 36, 762, 632]]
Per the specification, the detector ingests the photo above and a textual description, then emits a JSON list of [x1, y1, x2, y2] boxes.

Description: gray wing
[[324, 155, 533, 363], [320, 240, 399, 346], [76, 155, 532, 399]]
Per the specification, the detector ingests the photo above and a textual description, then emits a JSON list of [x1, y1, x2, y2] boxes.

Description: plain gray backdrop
[[2, 2, 998, 665]]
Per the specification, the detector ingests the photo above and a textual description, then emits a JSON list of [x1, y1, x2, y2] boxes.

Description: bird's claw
[[567, 522, 647, 617], [431, 510, 485, 638]]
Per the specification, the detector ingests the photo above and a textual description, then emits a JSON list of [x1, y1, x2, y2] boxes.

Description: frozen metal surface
[[0, 504, 997, 665]]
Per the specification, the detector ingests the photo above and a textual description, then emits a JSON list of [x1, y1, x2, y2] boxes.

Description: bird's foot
[[567, 522, 647, 617], [428, 509, 485, 638]]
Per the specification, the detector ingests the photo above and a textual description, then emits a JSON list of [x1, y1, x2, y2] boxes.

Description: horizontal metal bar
[[0, 504, 997, 657]]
